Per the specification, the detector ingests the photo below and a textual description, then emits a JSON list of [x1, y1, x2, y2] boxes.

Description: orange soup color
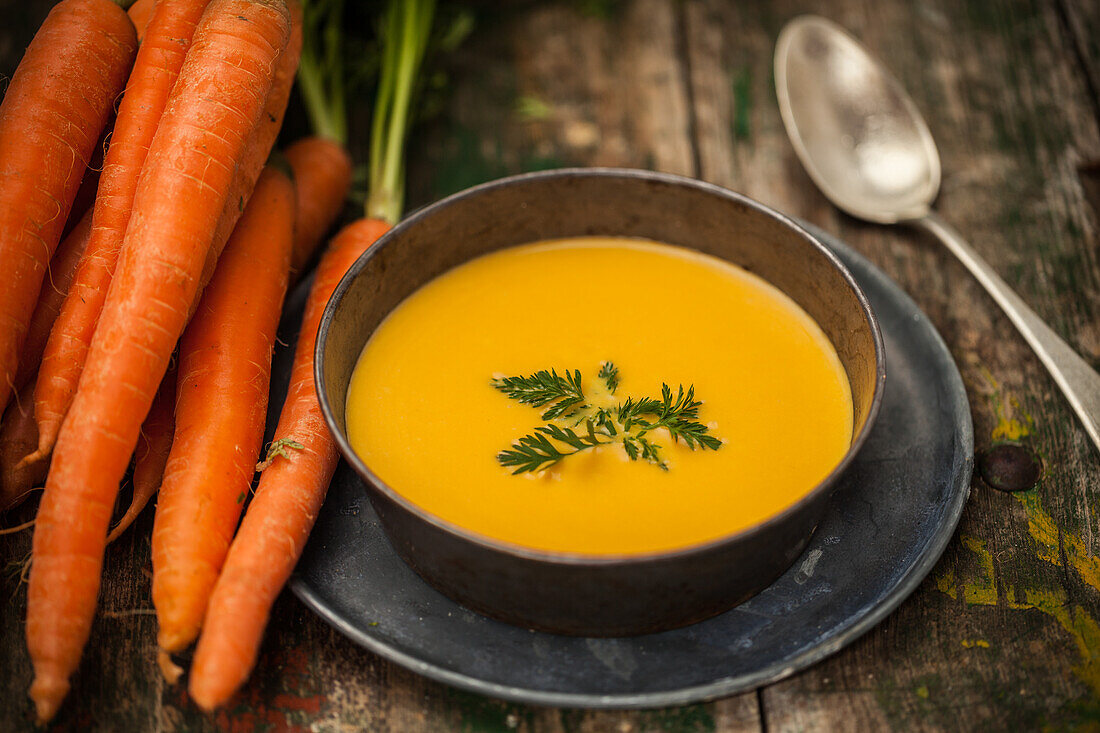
[[345, 238, 853, 555]]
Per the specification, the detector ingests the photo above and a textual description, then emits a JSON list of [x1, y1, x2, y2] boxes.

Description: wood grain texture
[[1056, 0, 1100, 125], [3, 0, 1100, 729], [681, 0, 1100, 730]]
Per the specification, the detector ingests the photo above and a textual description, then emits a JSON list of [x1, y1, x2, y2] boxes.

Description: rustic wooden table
[[3, 0, 1100, 730]]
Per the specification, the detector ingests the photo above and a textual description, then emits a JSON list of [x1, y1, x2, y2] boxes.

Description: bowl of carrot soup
[[315, 168, 885, 635]]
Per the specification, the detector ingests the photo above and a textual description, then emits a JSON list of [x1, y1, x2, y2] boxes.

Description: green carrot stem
[[297, 0, 347, 145], [367, 3, 399, 216], [366, 0, 435, 225], [297, 57, 345, 144]]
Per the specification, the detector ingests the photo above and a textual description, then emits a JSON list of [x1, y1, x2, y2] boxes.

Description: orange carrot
[[3, 363, 174, 531], [106, 363, 176, 544], [0, 390, 46, 513], [188, 0, 434, 707], [0, 212, 93, 509], [195, 0, 303, 301], [284, 0, 354, 280], [152, 165, 295, 656], [26, 0, 290, 722], [128, 0, 156, 40], [29, 0, 211, 468], [59, 0, 132, 238], [0, 0, 136, 421], [189, 216, 389, 709], [12, 210, 93, 396], [285, 137, 353, 279], [62, 139, 104, 241]]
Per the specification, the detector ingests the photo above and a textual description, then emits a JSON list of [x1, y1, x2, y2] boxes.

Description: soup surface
[[346, 237, 853, 554]]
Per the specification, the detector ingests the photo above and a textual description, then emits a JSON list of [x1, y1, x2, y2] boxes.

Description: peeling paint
[[935, 567, 957, 599], [980, 366, 1035, 442], [939, 536, 1100, 696], [1022, 588, 1100, 697], [933, 382, 1100, 699], [960, 535, 997, 606], [1017, 491, 1100, 594]]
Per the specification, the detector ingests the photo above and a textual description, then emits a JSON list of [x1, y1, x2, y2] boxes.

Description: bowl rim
[[314, 166, 887, 566]]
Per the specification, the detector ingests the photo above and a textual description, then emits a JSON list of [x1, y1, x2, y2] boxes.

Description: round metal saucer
[[267, 223, 973, 709]]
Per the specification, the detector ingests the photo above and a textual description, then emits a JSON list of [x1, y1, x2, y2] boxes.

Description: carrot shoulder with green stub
[[26, 0, 291, 723], [189, 0, 437, 710]]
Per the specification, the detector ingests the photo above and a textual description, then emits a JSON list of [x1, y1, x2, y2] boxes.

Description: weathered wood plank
[[408, 0, 697, 210], [682, 0, 1100, 730], [1056, 0, 1100, 126], [3, 0, 1100, 728]]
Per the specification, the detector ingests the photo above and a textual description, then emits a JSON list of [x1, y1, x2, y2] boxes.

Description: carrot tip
[[104, 523, 125, 545], [29, 673, 68, 724], [14, 448, 46, 473], [187, 679, 221, 713], [157, 650, 183, 685]]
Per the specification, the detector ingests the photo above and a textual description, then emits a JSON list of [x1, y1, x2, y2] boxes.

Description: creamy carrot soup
[[345, 237, 853, 555]]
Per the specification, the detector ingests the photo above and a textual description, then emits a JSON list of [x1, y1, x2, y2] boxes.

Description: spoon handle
[[915, 212, 1100, 455]]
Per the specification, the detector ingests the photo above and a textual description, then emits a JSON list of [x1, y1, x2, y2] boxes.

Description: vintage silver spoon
[[774, 14, 1100, 457]]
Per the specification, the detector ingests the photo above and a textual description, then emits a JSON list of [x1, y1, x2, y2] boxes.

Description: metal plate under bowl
[[266, 223, 973, 709]]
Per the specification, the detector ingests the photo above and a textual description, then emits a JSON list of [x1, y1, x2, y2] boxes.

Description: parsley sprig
[[490, 368, 587, 420], [493, 363, 722, 474]]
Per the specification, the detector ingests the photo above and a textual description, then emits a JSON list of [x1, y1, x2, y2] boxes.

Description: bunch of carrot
[[0, 0, 437, 722]]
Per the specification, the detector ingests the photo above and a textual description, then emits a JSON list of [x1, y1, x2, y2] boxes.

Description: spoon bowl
[[775, 15, 939, 223], [774, 14, 1100, 456]]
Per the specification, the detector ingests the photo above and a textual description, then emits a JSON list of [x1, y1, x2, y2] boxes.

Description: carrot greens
[[494, 364, 723, 474], [297, 0, 347, 145], [367, 0, 436, 224]]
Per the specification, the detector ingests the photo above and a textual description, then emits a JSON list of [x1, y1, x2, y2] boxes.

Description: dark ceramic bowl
[[315, 168, 885, 636]]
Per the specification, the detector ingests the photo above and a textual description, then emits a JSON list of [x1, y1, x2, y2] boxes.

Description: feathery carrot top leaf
[[495, 363, 722, 474], [256, 438, 305, 471]]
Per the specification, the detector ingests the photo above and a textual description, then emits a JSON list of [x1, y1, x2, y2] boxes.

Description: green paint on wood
[[431, 126, 508, 199], [447, 689, 533, 733], [573, 0, 622, 20], [960, 535, 998, 606], [730, 67, 753, 141], [637, 704, 716, 732], [429, 124, 570, 201], [935, 566, 957, 599], [515, 95, 553, 121], [934, 489, 1100, 701]]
